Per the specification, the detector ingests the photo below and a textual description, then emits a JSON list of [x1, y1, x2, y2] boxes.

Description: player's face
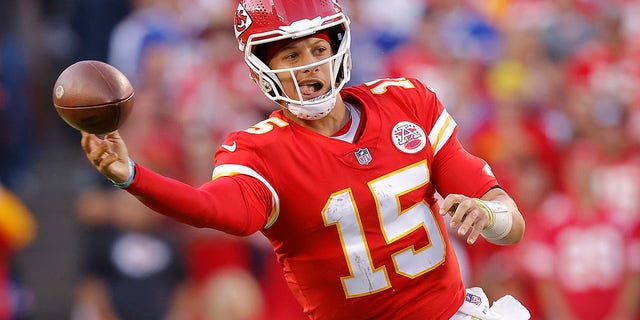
[[268, 37, 333, 102]]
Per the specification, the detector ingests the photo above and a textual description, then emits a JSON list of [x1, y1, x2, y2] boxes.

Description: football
[[52, 60, 134, 134]]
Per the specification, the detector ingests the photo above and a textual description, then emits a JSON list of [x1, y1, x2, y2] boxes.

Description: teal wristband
[[112, 158, 136, 189]]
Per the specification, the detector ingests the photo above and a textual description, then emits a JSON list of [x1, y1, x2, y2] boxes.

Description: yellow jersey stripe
[[212, 164, 280, 229], [429, 109, 457, 156]]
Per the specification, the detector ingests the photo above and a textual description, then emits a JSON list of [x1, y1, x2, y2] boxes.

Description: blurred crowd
[[2, 0, 640, 319]]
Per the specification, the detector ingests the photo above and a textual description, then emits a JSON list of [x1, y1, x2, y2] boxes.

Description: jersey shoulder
[[227, 111, 291, 143], [345, 77, 436, 100], [345, 77, 442, 113], [345, 77, 447, 130], [214, 111, 292, 162]]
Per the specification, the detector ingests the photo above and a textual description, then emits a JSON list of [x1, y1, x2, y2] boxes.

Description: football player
[[81, 1, 529, 319]]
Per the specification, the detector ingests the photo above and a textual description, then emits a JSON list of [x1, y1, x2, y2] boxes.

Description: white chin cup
[[285, 93, 337, 120]]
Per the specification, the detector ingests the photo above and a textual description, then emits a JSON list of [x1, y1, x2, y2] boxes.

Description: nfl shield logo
[[465, 292, 482, 306], [354, 148, 372, 165]]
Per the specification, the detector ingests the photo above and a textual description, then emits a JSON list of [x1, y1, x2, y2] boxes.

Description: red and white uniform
[[522, 193, 640, 320], [127, 77, 499, 319]]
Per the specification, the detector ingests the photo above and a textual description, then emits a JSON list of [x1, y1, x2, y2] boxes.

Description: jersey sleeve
[[410, 79, 499, 198], [212, 119, 288, 229], [431, 135, 499, 198], [125, 163, 271, 236]]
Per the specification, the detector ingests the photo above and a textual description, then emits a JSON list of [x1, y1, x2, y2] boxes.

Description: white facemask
[[285, 91, 338, 120]]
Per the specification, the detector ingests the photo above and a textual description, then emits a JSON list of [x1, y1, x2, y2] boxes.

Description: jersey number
[[365, 77, 415, 94], [322, 161, 446, 298], [244, 117, 288, 134]]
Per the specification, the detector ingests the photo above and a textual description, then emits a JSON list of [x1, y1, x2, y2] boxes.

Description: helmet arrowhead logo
[[235, 3, 253, 40]]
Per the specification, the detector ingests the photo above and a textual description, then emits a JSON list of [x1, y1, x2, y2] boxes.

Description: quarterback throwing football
[[81, 1, 529, 319]]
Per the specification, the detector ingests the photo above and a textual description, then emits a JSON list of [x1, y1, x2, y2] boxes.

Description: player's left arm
[[404, 77, 525, 245], [432, 135, 525, 246], [440, 187, 525, 246], [426, 115, 525, 245]]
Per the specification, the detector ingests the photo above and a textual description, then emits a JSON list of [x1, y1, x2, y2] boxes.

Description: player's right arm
[[126, 165, 270, 236], [80, 131, 270, 236]]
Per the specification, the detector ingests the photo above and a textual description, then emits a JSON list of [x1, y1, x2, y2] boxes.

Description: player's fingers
[[449, 197, 474, 229], [80, 132, 95, 154], [466, 224, 483, 244], [96, 153, 119, 173], [87, 141, 110, 167], [92, 152, 108, 167], [103, 130, 120, 141], [457, 207, 482, 236], [441, 202, 459, 217], [82, 132, 110, 154], [464, 201, 493, 244], [439, 194, 464, 216]]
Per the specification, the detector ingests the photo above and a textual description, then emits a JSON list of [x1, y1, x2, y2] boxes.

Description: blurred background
[[1, 0, 640, 319]]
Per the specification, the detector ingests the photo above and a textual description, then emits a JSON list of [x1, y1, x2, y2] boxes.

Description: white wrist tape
[[475, 199, 513, 241]]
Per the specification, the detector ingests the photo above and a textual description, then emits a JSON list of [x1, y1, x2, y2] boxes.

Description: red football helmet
[[234, 0, 352, 119]]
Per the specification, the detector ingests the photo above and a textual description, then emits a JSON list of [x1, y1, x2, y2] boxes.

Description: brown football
[[52, 60, 134, 134]]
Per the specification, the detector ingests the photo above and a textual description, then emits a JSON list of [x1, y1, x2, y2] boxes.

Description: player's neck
[[331, 102, 361, 143], [287, 98, 350, 137]]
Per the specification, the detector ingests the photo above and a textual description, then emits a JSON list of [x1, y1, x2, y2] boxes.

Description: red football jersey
[[521, 193, 640, 320], [208, 77, 499, 319]]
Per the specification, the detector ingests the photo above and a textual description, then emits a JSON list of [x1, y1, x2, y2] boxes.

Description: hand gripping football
[[52, 60, 134, 134]]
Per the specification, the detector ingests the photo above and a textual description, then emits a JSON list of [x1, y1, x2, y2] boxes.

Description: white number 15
[[321, 161, 446, 298]]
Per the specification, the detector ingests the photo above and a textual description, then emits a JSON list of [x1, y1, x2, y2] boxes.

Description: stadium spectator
[[520, 140, 640, 320], [0, 183, 37, 319], [71, 188, 186, 320]]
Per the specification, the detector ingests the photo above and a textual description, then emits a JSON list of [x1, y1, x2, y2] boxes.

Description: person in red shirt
[[79, 1, 528, 319], [520, 141, 640, 320]]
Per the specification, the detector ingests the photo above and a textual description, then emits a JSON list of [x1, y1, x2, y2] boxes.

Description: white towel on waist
[[450, 287, 530, 320]]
